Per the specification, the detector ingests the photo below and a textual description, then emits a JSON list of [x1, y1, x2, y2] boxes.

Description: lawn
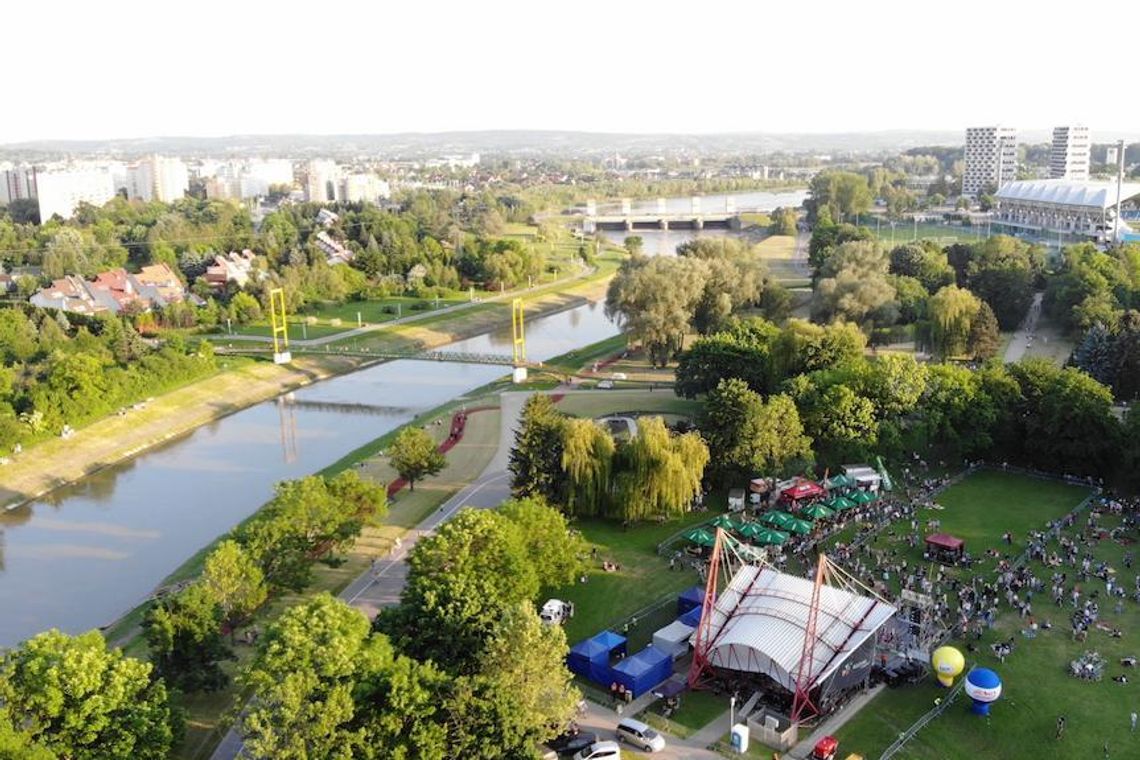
[[550, 512, 712, 648], [830, 470, 1134, 760], [555, 389, 701, 421], [753, 234, 805, 282]]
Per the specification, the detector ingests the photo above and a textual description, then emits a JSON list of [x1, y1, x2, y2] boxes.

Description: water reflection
[[0, 301, 619, 645]]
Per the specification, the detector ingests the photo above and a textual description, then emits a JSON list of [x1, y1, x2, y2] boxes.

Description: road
[[1003, 292, 1044, 364]]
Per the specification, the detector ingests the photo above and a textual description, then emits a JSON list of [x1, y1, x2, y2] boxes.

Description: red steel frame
[[790, 554, 827, 724]]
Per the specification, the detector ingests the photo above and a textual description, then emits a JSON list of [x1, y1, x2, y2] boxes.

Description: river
[[0, 301, 619, 646]]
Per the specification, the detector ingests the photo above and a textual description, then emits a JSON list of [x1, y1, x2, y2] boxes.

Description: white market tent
[[652, 619, 696, 660], [698, 565, 896, 693]]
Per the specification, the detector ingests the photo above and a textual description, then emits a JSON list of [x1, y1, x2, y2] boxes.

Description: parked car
[[572, 740, 622, 760], [597, 380, 614, 389], [615, 718, 665, 752], [548, 729, 597, 757]]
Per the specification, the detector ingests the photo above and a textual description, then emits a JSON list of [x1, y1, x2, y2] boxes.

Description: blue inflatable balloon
[[963, 668, 1002, 716]]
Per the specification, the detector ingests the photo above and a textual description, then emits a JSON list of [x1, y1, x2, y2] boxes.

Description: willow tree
[[929, 284, 982, 358], [560, 418, 614, 516], [613, 417, 708, 522]]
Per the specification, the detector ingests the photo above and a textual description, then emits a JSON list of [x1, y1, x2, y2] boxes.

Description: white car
[[615, 718, 666, 752], [597, 380, 614, 389], [573, 740, 622, 759]]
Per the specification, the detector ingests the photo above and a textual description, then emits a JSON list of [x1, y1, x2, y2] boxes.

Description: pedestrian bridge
[[218, 345, 529, 367]]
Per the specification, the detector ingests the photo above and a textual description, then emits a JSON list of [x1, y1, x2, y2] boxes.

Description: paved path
[[1003, 292, 1044, 364]]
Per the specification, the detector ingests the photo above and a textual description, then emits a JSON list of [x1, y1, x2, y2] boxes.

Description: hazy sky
[[6, 0, 1134, 143]]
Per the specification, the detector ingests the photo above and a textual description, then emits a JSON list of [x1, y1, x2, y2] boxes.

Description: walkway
[[1003, 292, 1043, 363]]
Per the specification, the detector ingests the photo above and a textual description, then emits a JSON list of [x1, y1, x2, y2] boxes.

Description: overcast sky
[[6, 0, 1134, 144]]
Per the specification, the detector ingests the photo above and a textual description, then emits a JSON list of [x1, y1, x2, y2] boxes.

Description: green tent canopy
[[828, 496, 857, 510], [782, 518, 813, 535], [760, 511, 796, 529], [709, 514, 736, 530], [736, 522, 766, 540], [850, 490, 876, 505], [826, 474, 854, 490], [683, 528, 716, 547], [754, 528, 789, 545], [802, 503, 836, 520]]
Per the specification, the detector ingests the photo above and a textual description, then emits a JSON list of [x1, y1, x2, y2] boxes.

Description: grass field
[[871, 221, 988, 247], [228, 296, 469, 339], [555, 390, 700, 420], [754, 234, 804, 282], [831, 470, 1132, 760]]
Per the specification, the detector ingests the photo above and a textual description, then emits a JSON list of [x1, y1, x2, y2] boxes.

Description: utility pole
[[1113, 139, 1126, 246]]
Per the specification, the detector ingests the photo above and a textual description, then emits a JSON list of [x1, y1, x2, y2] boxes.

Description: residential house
[[204, 250, 258, 291], [29, 263, 193, 315], [315, 230, 354, 265]]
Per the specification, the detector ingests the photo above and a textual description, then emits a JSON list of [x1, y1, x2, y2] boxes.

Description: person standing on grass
[[1055, 714, 1066, 740], [1132, 711, 1137, 733]]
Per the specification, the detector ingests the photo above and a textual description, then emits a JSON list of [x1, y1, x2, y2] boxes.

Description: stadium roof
[[700, 565, 896, 693], [996, 179, 1140, 210]]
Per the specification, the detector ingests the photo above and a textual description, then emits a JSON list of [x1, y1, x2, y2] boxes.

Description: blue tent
[[567, 630, 628, 685], [612, 645, 674, 698], [679, 603, 703, 628], [677, 586, 704, 616]]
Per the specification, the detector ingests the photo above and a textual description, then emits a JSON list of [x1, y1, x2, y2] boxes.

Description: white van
[[615, 718, 666, 752], [573, 740, 622, 759]]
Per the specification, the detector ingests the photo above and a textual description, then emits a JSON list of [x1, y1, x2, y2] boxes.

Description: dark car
[[548, 730, 598, 757]]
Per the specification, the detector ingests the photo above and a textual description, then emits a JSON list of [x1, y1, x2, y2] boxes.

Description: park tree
[[560, 417, 615, 516], [229, 291, 262, 324], [377, 509, 539, 672], [770, 318, 866, 380], [968, 301, 1002, 360], [623, 235, 643, 255], [769, 207, 798, 236], [238, 594, 375, 760], [143, 581, 232, 692], [812, 241, 897, 328], [966, 235, 1043, 330], [0, 630, 177, 760], [888, 242, 955, 293], [807, 221, 874, 277], [509, 394, 567, 503], [387, 426, 446, 491], [0, 706, 54, 760], [806, 171, 873, 223], [1005, 360, 1120, 476], [605, 255, 708, 365], [499, 497, 585, 589], [446, 603, 580, 758], [673, 317, 780, 398], [200, 539, 268, 639], [611, 416, 708, 521], [1113, 311, 1140, 401], [792, 380, 879, 463], [928, 285, 982, 358], [700, 379, 812, 482], [889, 275, 929, 324], [860, 354, 929, 418]]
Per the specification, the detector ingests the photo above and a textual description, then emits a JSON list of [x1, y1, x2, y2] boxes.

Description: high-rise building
[[340, 173, 391, 203], [963, 126, 1018, 196], [128, 156, 189, 203], [1, 164, 37, 205], [304, 160, 340, 203], [36, 168, 116, 221], [1050, 126, 1091, 181]]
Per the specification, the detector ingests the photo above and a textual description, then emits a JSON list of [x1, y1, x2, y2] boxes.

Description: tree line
[[0, 308, 217, 455]]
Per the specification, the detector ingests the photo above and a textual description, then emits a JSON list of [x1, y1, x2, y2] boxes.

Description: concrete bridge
[[582, 196, 743, 233]]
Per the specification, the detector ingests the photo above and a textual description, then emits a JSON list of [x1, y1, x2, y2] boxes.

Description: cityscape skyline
[[6, 0, 1134, 145]]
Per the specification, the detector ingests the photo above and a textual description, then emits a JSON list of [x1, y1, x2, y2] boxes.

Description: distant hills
[[4, 129, 1138, 160]]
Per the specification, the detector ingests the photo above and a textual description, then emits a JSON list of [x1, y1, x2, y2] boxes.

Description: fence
[[878, 669, 969, 760]]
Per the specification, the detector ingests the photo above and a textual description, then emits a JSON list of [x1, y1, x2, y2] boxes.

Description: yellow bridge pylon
[[269, 287, 292, 364], [511, 298, 527, 383]]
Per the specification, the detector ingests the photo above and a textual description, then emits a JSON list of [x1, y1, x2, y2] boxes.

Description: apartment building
[[963, 126, 1018, 196]]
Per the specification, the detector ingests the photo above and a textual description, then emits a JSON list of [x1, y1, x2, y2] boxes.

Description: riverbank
[[0, 255, 617, 514]]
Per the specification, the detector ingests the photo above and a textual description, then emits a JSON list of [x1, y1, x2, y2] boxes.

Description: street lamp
[[730, 694, 736, 730]]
